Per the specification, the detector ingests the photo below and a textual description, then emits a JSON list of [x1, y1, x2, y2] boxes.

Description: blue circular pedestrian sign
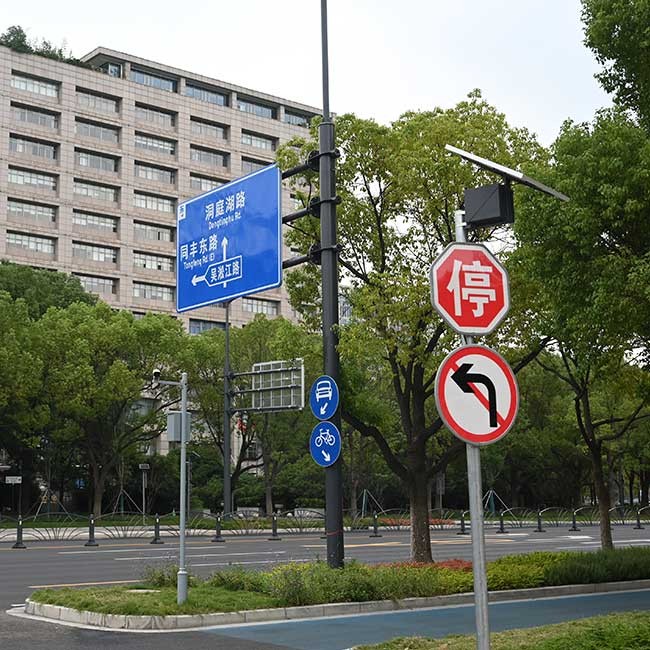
[[309, 421, 341, 468], [309, 375, 339, 421]]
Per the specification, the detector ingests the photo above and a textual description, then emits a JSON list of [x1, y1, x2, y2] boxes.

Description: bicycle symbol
[[314, 429, 336, 447]]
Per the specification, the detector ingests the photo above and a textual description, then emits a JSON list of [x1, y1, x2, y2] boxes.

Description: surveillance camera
[[152, 368, 161, 386]]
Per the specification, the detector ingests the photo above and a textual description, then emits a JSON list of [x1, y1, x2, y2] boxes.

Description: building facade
[[0, 45, 319, 329]]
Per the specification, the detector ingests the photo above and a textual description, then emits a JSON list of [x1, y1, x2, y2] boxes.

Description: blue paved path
[[205, 589, 650, 649]]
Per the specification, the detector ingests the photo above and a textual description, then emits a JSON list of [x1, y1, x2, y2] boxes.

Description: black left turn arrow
[[451, 363, 498, 428]]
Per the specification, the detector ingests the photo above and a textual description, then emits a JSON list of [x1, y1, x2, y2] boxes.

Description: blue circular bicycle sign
[[309, 421, 341, 468], [309, 375, 339, 421]]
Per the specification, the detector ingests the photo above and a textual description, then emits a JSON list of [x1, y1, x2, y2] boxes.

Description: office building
[[0, 44, 319, 330]]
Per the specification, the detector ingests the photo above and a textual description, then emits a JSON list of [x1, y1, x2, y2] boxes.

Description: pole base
[[211, 536, 225, 543], [369, 533, 382, 538], [267, 535, 282, 541], [12, 542, 26, 549], [150, 539, 164, 545], [84, 541, 99, 547], [177, 569, 189, 605]]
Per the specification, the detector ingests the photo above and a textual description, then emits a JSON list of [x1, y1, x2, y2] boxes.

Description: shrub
[[141, 563, 197, 588]]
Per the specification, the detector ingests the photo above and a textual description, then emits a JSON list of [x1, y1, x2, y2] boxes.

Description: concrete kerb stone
[[22, 579, 650, 632]]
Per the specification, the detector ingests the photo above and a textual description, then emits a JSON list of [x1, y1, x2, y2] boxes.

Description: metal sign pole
[[177, 371, 189, 605], [223, 301, 232, 515], [320, 0, 344, 569], [455, 209, 490, 650]]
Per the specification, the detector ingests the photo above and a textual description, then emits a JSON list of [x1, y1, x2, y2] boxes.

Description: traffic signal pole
[[455, 209, 490, 649], [320, 0, 344, 569]]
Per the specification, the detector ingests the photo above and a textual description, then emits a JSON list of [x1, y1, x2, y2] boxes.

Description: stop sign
[[429, 243, 509, 335]]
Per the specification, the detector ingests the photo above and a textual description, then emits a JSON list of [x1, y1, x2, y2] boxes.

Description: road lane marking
[[28, 579, 140, 589], [114, 550, 287, 561]]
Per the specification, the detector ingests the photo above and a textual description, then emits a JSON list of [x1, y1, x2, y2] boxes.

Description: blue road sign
[[309, 421, 341, 467], [309, 375, 339, 421], [176, 165, 282, 312]]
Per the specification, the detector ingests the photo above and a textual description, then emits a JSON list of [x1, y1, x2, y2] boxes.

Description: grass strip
[[356, 611, 650, 649]]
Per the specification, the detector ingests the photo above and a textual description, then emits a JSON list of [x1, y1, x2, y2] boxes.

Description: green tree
[[582, 0, 650, 128], [278, 93, 547, 562], [514, 109, 650, 549], [0, 261, 95, 319], [34, 304, 185, 515]]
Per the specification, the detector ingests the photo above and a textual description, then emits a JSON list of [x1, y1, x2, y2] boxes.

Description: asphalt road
[[2, 526, 650, 649]]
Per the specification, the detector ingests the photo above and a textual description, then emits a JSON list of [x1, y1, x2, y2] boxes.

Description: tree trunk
[[90, 465, 106, 517], [409, 473, 433, 562], [349, 478, 358, 519], [264, 474, 274, 516], [590, 448, 614, 550], [628, 471, 636, 507], [640, 470, 650, 506]]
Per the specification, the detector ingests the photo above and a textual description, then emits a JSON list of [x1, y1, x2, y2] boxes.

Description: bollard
[[369, 511, 382, 538], [634, 509, 645, 530], [457, 511, 469, 536], [496, 510, 507, 534], [150, 514, 164, 544], [535, 511, 546, 533], [12, 518, 26, 549], [268, 513, 282, 541], [211, 515, 225, 543], [569, 510, 580, 532], [85, 513, 99, 547]]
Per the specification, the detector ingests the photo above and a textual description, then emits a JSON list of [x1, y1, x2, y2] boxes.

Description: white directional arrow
[[321, 450, 331, 462], [319, 402, 329, 416], [221, 237, 228, 261], [192, 273, 206, 286]]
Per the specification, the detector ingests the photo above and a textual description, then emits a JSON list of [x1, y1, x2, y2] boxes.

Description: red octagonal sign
[[429, 243, 510, 336]]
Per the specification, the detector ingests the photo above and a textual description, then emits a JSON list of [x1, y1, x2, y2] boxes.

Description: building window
[[75, 149, 119, 173], [72, 241, 118, 264], [9, 135, 57, 160], [237, 99, 275, 119], [241, 131, 276, 151], [76, 88, 120, 113], [100, 62, 122, 78], [189, 319, 225, 334], [190, 146, 228, 167], [7, 231, 56, 254], [135, 133, 176, 156], [74, 180, 119, 203], [134, 191, 175, 213], [189, 174, 224, 193], [75, 119, 119, 144], [73, 210, 118, 233], [133, 282, 174, 301], [130, 68, 176, 92], [133, 251, 174, 272], [241, 158, 268, 174], [284, 111, 311, 128], [11, 72, 59, 98], [135, 104, 175, 128], [190, 118, 227, 140], [134, 221, 174, 243], [11, 104, 59, 130], [7, 199, 57, 224], [185, 84, 227, 106], [134, 162, 176, 185], [242, 297, 279, 315], [8, 167, 57, 190], [75, 274, 117, 295]]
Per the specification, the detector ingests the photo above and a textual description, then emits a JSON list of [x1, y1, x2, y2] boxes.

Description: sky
[[3, 0, 611, 146]]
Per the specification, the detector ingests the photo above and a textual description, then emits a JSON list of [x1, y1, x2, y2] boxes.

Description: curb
[[19, 579, 650, 632]]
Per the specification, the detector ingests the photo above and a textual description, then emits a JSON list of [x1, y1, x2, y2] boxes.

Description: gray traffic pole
[[211, 515, 225, 543], [456, 209, 490, 650], [150, 514, 164, 544], [177, 372, 189, 605], [535, 510, 546, 533], [223, 302, 232, 516], [85, 513, 98, 547], [369, 511, 382, 538], [320, 0, 344, 570], [569, 509, 580, 532], [268, 513, 282, 541], [12, 517, 26, 549]]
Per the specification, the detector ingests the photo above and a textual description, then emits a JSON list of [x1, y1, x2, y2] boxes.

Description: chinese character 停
[[447, 259, 497, 317]]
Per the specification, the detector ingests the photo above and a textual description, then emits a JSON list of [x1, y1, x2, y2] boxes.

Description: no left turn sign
[[435, 344, 519, 446]]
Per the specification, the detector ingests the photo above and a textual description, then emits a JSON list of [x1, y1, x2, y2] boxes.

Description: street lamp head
[[152, 368, 161, 388]]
